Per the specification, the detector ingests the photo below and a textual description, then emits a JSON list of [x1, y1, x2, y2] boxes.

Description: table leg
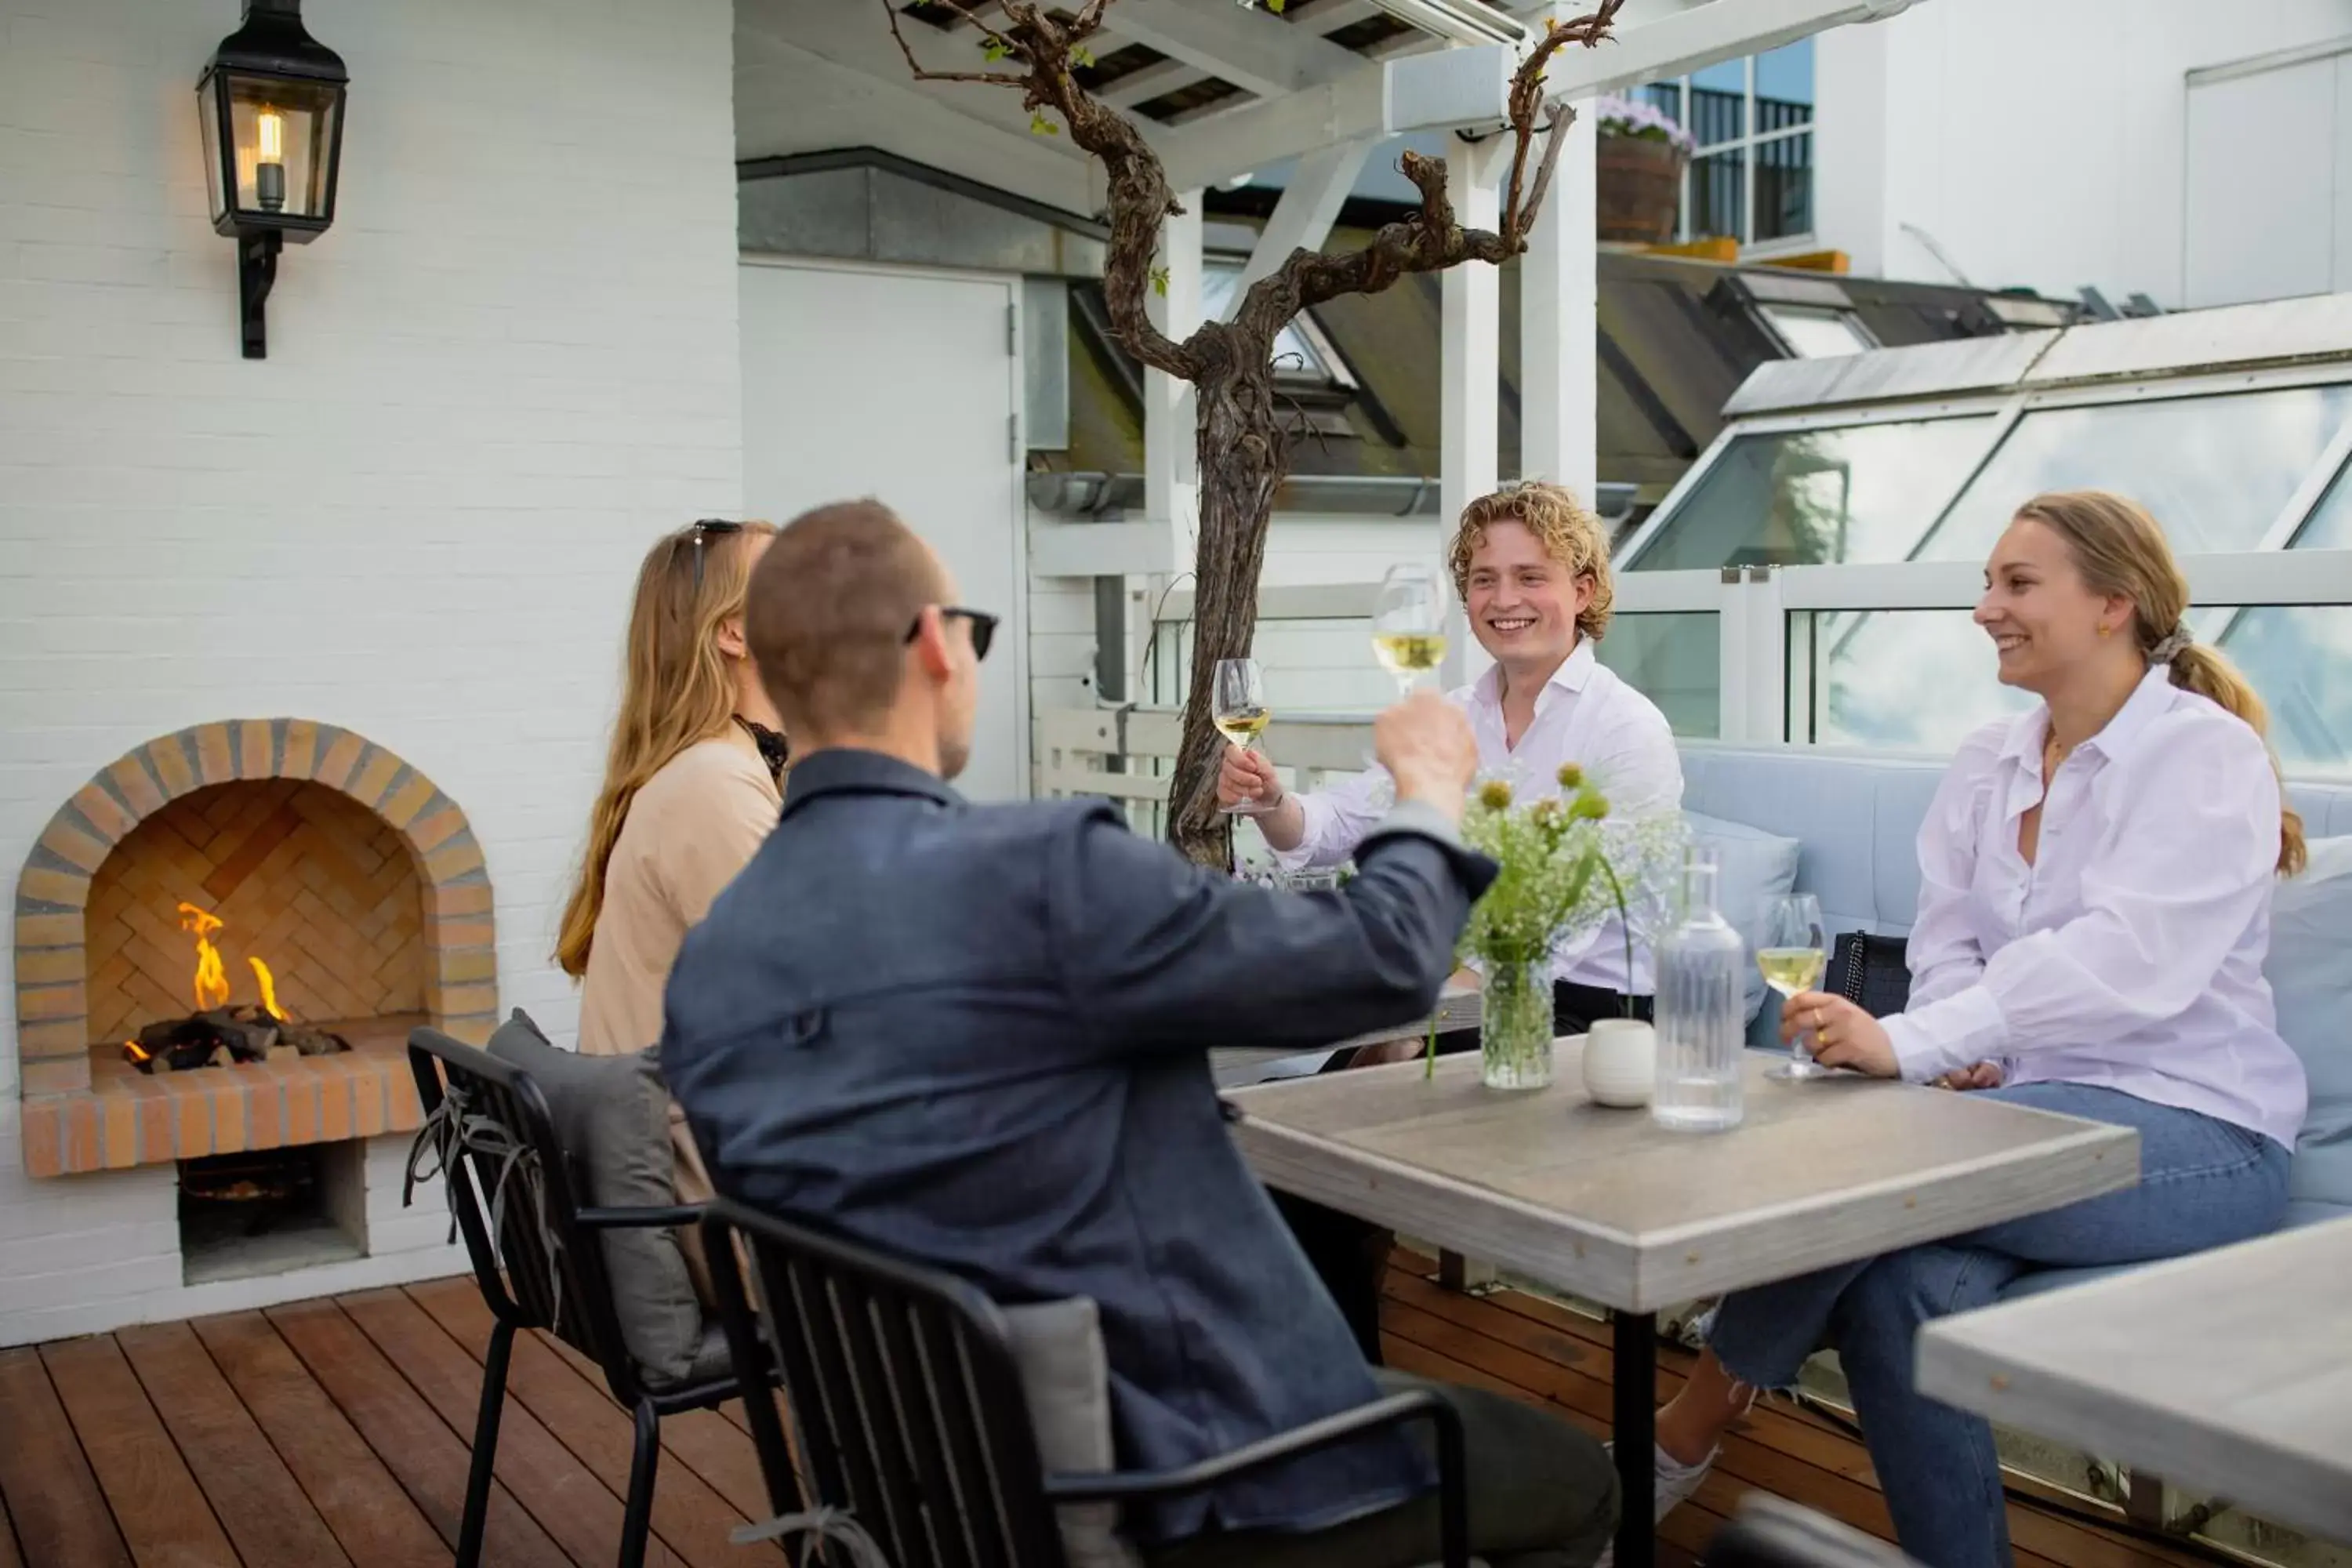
[[1613, 1309, 1657, 1568]]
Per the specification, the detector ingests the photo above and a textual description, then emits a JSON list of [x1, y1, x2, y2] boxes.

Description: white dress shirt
[[1274, 637, 1683, 993], [1883, 666, 2308, 1149]]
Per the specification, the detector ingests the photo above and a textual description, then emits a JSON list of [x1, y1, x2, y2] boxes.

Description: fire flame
[[173, 902, 291, 1021], [179, 902, 230, 1011], [250, 957, 287, 1022]]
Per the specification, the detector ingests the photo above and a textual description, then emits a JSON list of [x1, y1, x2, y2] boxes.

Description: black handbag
[[1828, 930, 1911, 1018]]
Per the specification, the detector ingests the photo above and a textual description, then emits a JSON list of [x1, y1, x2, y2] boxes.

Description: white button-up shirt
[[1884, 666, 2308, 1149], [1274, 638, 1683, 993]]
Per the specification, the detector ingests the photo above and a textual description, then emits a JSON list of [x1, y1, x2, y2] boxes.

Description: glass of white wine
[[1370, 561, 1448, 697], [1759, 892, 1832, 1080], [1213, 657, 1275, 815]]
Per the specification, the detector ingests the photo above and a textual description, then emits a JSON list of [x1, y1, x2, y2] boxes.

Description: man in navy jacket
[[662, 499, 1616, 1566]]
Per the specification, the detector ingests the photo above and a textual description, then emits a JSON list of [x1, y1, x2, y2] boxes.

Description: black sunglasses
[[682, 517, 746, 589], [906, 605, 999, 662]]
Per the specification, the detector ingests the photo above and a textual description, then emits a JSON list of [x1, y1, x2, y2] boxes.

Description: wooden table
[[1228, 1041, 2141, 1568], [1918, 1216, 2352, 1546]]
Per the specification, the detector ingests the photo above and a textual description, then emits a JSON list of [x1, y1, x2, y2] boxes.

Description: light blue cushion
[[2268, 835, 2352, 1217], [1686, 811, 1802, 1025]]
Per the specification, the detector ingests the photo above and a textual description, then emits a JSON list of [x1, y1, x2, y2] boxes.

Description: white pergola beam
[[1097, 55, 1207, 110], [1160, 0, 1924, 191], [1439, 136, 1510, 690], [1105, 0, 1363, 100], [1145, 191, 1205, 576], [1230, 136, 1379, 299], [1520, 100, 1597, 498], [1543, 0, 1921, 96]]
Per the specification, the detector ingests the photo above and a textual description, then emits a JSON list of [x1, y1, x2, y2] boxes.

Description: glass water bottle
[[1652, 848, 1746, 1132]]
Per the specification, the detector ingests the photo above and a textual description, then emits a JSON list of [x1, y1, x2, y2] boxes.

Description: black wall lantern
[[198, 0, 347, 359]]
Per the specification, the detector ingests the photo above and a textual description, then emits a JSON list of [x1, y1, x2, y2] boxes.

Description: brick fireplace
[[13, 719, 499, 1178]]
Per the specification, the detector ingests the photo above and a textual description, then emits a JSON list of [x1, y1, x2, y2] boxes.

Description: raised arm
[[1062, 696, 1492, 1054]]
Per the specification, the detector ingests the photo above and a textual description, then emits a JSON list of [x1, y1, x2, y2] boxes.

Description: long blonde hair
[[557, 519, 778, 976], [2016, 490, 2306, 876]]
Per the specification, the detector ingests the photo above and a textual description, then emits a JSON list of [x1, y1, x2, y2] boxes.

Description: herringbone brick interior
[[84, 779, 427, 1042]]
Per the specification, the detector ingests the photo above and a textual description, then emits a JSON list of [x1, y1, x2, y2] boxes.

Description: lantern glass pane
[[197, 78, 228, 224], [222, 72, 341, 221]]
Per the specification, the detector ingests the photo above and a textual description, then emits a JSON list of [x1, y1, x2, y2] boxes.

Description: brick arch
[[13, 719, 497, 1105]]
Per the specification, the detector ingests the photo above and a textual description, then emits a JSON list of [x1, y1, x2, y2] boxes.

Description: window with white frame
[[1638, 39, 1814, 247]]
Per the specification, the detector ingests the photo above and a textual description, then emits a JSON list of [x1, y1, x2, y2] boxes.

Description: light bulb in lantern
[[254, 106, 286, 212]]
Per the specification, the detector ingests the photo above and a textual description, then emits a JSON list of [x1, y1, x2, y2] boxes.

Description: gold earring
[[2096, 623, 2111, 637]]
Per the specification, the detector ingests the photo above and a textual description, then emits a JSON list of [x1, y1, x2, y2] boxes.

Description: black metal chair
[[701, 1193, 1472, 1568], [1702, 1497, 1926, 1567], [405, 1027, 764, 1568]]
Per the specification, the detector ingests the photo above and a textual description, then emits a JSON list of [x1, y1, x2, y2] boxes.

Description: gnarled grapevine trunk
[[881, 0, 1622, 868]]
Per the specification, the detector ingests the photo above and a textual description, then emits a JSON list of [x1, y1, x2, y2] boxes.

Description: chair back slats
[[707, 1199, 1065, 1568], [870, 1288, 985, 1568], [405, 1029, 648, 1406]]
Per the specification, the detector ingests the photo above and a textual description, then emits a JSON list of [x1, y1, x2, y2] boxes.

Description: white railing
[[1054, 546, 2352, 818]]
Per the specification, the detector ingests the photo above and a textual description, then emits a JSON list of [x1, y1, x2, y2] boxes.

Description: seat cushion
[[1003, 1297, 1143, 1568], [2267, 835, 2352, 1212], [1686, 811, 1802, 1025], [1994, 1261, 2139, 1303], [485, 1010, 704, 1387]]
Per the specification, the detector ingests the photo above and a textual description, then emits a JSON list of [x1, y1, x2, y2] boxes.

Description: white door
[[739, 260, 1029, 801]]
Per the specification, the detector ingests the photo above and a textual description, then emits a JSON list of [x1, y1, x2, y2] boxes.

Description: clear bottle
[[1651, 848, 1746, 1132]]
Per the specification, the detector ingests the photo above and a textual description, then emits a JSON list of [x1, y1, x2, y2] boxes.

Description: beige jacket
[[578, 732, 781, 1058]]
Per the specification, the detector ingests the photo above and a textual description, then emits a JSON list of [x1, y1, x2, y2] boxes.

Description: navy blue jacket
[[660, 748, 1495, 1543]]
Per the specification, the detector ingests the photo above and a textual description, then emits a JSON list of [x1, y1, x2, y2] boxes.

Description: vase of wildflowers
[[1454, 765, 1617, 1089]]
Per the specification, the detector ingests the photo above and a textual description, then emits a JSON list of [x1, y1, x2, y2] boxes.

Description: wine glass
[[1759, 893, 1831, 1080], [1213, 658, 1275, 816], [1370, 561, 1448, 698]]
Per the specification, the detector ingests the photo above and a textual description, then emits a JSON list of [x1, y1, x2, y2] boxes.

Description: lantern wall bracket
[[239, 230, 282, 361]]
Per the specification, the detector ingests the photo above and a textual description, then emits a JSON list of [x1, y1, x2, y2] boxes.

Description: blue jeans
[[1706, 1083, 2292, 1568]]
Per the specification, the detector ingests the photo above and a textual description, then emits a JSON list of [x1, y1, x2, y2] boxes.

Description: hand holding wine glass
[[1370, 561, 1448, 696], [1213, 658, 1276, 816], [1759, 893, 1831, 1080]]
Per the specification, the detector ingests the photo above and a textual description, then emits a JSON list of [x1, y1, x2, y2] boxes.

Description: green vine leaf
[[1029, 111, 1060, 136], [1149, 265, 1171, 297], [1072, 44, 1095, 68], [982, 38, 1009, 62]]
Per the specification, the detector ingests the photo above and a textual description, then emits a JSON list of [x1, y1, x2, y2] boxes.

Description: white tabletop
[[1227, 1040, 2141, 1313], [1917, 1215, 2352, 1544]]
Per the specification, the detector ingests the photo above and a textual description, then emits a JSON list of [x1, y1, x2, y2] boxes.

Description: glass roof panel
[[1627, 416, 1995, 570], [2288, 458, 2352, 550], [1916, 383, 2352, 562], [1760, 304, 1873, 359]]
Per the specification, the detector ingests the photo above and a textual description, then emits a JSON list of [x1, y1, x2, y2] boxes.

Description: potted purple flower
[[1594, 94, 1695, 245]]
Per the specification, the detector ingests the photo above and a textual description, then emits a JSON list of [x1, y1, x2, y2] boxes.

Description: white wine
[[1372, 631, 1447, 679], [1756, 947, 1825, 996], [1214, 706, 1270, 746]]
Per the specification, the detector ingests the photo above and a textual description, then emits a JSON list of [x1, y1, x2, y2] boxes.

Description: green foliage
[[1029, 111, 1060, 136], [1457, 767, 1619, 967], [1149, 264, 1171, 296], [1072, 44, 1095, 68], [982, 37, 1009, 62]]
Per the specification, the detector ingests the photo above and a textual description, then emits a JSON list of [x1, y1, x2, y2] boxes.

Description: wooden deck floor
[[0, 1262, 2218, 1568]]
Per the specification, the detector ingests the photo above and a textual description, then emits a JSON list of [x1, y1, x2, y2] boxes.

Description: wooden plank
[[414, 1281, 776, 1523], [0, 1347, 131, 1568], [191, 1312, 448, 1568], [38, 1334, 239, 1568], [1231, 1049, 2138, 1309], [1918, 1217, 2352, 1547], [1384, 1270, 2189, 1568], [0, 1485, 24, 1568], [263, 1298, 575, 1568], [115, 1321, 352, 1568], [401, 1280, 778, 1565], [332, 1287, 697, 1568]]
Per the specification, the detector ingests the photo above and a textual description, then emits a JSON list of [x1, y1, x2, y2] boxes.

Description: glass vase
[[1481, 958, 1553, 1089]]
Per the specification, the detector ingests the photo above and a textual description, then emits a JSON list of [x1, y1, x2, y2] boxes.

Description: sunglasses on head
[[906, 606, 999, 662], [682, 517, 746, 589]]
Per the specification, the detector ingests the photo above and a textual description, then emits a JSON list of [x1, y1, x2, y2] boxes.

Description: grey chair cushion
[[485, 1010, 704, 1387], [2268, 834, 2352, 1219], [1002, 1297, 1144, 1568]]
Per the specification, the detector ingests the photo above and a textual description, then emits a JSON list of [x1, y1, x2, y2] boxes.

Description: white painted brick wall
[[0, 0, 740, 1345]]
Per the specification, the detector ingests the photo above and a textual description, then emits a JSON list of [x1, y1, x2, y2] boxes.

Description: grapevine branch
[[884, 0, 1625, 862]]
